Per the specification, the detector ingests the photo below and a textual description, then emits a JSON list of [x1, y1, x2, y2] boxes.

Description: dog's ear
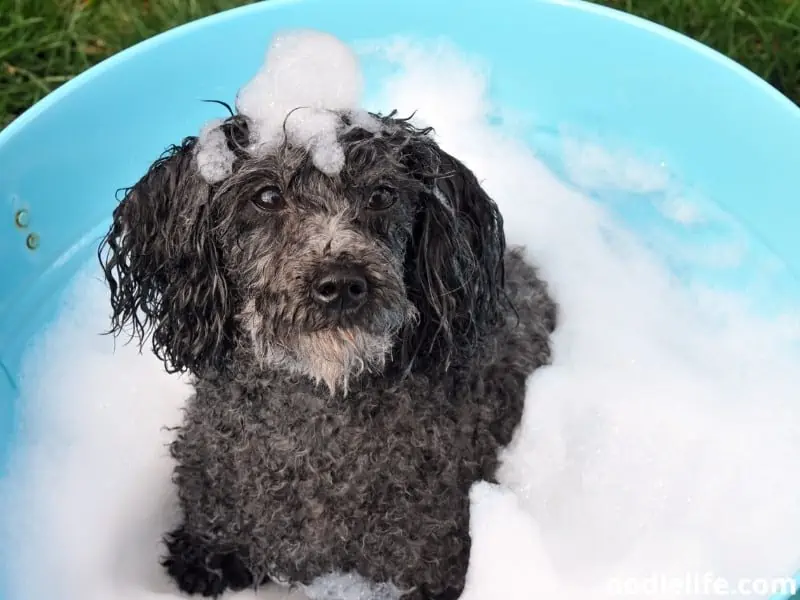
[[98, 137, 233, 376], [401, 140, 507, 371]]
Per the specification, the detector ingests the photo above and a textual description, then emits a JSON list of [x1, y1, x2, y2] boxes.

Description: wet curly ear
[[400, 135, 507, 372], [98, 136, 234, 376]]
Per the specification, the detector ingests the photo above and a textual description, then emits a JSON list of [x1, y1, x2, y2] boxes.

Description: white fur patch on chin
[[274, 328, 392, 395], [239, 299, 396, 393]]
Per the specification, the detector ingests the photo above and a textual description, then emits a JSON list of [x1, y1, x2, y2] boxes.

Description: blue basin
[[1, 0, 798, 597]]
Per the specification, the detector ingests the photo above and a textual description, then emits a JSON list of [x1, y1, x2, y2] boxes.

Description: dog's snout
[[312, 268, 369, 311]]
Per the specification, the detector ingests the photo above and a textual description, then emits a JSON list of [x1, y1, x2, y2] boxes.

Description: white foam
[[196, 118, 236, 183], [460, 482, 562, 600], [233, 30, 365, 176], [561, 137, 670, 194], [370, 41, 800, 600], [658, 195, 705, 225], [301, 573, 402, 600], [0, 270, 302, 600], [346, 109, 383, 134], [3, 34, 800, 600]]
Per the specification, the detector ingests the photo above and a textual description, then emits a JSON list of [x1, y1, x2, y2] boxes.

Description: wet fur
[[99, 109, 558, 599]]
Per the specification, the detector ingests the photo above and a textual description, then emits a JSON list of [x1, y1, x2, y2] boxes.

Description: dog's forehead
[[289, 132, 404, 185], [197, 112, 418, 202]]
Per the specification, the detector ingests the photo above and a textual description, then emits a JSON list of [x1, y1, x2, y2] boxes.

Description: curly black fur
[[98, 108, 558, 599], [100, 137, 233, 375], [162, 525, 262, 596]]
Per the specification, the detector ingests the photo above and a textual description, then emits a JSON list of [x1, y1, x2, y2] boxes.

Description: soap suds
[[196, 118, 236, 183], [232, 30, 367, 176]]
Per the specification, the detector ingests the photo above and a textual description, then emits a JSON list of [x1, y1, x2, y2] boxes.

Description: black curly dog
[[98, 108, 557, 599]]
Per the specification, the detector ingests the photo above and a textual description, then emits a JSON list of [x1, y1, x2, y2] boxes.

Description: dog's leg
[[161, 525, 262, 597], [408, 539, 470, 600]]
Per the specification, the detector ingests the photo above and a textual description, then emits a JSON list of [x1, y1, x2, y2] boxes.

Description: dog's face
[[224, 121, 425, 391], [99, 111, 506, 393]]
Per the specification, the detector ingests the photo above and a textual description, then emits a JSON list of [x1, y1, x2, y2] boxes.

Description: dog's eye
[[254, 186, 285, 211], [366, 186, 397, 212]]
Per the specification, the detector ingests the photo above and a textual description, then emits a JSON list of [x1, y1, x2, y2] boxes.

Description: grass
[[0, 0, 256, 129], [0, 0, 798, 129], [602, 0, 800, 102]]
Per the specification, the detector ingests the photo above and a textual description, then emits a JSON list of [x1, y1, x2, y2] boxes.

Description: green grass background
[[1, 0, 799, 129]]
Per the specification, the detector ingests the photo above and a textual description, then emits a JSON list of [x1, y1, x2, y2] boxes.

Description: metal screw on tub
[[14, 208, 29, 228], [26, 232, 40, 250]]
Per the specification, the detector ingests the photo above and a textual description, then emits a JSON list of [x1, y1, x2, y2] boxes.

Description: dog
[[98, 108, 558, 599]]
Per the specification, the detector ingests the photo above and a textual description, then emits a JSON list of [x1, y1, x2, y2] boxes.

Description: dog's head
[[99, 110, 506, 393]]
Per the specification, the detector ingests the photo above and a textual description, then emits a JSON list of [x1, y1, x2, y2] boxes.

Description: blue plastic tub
[[1, 0, 798, 597]]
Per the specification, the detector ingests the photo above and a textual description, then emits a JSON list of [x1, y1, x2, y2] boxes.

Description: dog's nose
[[311, 268, 369, 311]]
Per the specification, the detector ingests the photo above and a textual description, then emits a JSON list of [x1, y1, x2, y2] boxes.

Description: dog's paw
[[161, 526, 255, 597]]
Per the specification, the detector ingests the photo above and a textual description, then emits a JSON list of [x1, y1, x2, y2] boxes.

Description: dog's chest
[[263, 381, 467, 479], [177, 362, 529, 582], [192, 375, 490, 517]]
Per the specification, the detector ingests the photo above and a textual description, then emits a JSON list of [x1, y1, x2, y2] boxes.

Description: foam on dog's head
[[195, 118, 235, 184], [197, 29, 373, 179], [196, 30, 380, 180], [237, 29, 363, 123]]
